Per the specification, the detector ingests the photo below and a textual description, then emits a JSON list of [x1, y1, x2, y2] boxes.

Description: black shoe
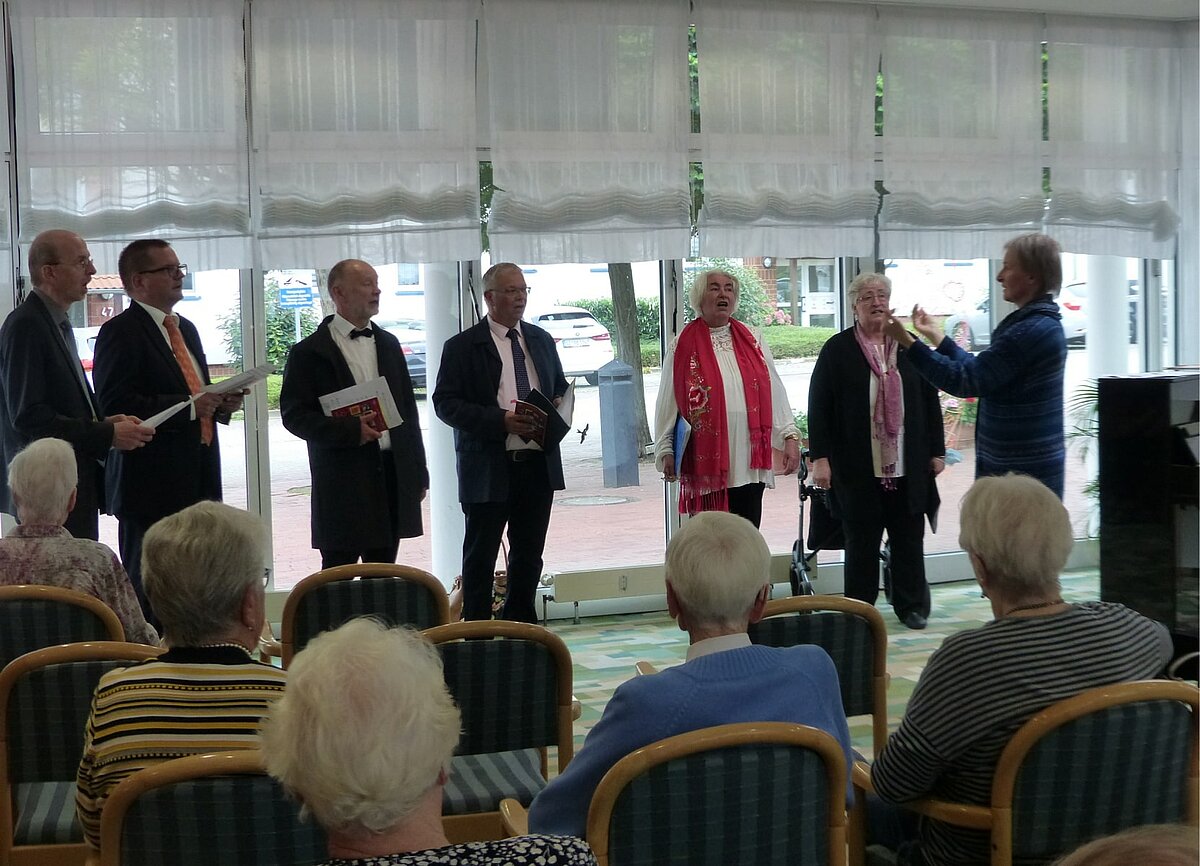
[[902, 611, 927, 630]]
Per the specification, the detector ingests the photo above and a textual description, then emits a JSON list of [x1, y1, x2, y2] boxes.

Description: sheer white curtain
[[695, 1, 878, 258], [483, 0, 691, 264], [252, 0, 480, 268], [11, 0, 250, 273], [878, 8, 1045, 259], [1045, 17, 1180, 259], [1177, 23, 1197, 365]]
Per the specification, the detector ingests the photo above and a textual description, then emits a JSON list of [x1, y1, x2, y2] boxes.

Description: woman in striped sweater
[[74, 501, 287, 850]]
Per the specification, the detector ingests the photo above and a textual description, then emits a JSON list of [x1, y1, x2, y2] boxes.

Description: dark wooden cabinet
[[1098, 373, 1198, 640]]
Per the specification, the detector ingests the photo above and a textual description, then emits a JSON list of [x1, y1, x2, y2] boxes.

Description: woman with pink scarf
[[808, 273, 945, 630], [654, 269, 801, 528]]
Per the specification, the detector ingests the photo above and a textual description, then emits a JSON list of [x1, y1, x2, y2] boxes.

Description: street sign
[[278, 286, 315, 309]]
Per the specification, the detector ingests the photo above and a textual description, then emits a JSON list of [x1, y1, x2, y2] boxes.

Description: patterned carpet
[[553, 570, 1101, 757]]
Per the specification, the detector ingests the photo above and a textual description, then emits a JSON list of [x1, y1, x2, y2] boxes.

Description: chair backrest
[[0, 642, 160, 861], [423, 620, 575, 772], [0, 584, 125, 669], [281, 563, 450, 666], [98, 750, 326, 866], [749, 595, 889, 756], [993, 680, 1199, 866], [586, 722, 848, 866]]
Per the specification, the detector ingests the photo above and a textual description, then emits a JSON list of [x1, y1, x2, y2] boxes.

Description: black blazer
[[808, 327, 944, 524], [0, 292, 112, 538], [93, 302, 223, 523], [433, 318, 568, 504], [280, 318, 429, 550]]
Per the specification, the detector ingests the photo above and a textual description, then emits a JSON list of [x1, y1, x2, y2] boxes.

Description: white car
[[530, 307, 614, 385]]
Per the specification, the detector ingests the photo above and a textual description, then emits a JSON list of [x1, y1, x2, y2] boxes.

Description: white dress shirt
[[329, 314, 391, 451], [135, 300, 205, 421], [487, 316, 543, 452]]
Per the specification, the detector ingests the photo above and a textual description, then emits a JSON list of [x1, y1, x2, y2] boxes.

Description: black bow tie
[[349, 327, 374, 340]]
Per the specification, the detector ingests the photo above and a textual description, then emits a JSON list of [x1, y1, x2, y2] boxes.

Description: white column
[[1086, 256, 1130, 379], [423, 262, 467, 588]]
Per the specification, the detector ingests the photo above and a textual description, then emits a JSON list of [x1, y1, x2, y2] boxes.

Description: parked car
[[942, 286, 1087, 351], [74, 325, 101, 375], [530, 307, 614, 385], [377, 319, 427, 388]]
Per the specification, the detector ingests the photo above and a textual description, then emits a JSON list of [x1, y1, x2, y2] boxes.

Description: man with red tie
[[93, 239, 244, 617]]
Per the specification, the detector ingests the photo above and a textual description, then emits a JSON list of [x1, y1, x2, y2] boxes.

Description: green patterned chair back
[[282, 565, 449, 667], [590, 722, 848, 866], [99, 751, 325, 866], [0, 585, 124, 669], [1006, 695, 1195, 863]]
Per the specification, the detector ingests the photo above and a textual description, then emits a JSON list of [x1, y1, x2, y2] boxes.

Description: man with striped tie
[[433, 262, 569, 623], [93, 239, 242, 617]]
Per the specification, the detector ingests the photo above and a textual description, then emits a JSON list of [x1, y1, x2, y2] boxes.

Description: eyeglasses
[[139, 263, 189, 277], [261, 568, 271, 588], [494, 286, 531, 297], [49, 257, 94, 269]]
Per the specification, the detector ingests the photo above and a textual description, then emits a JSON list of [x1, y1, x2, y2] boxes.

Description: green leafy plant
[[219, 275, 319, 370], [686, 258, 773, 328]]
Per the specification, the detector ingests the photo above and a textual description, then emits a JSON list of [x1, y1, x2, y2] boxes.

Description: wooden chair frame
[[0, 585, 125, 650], [0, 641, 160, 866], [757, 595, 890, 756], [423, 620, 575, 843], [97, 750, 268, 866], [849, 680, 1200, 866], [280, 563, 450, 667], [502, 722, 848, 866]]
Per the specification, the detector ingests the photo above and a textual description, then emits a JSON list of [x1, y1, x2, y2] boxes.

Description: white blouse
[[653, 323, 795, 489]]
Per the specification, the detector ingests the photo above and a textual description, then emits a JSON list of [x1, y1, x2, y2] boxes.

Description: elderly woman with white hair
[[808, 272, 945, 630], [261, 618, 597, 865], [654, 269, 800, 527], [75, 501, 286, 852], [0, 437, 156, 644], [869, 474, 1172, 866]]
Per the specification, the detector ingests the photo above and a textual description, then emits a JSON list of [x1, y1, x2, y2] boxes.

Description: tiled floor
[[554, 570, 1101, 757]]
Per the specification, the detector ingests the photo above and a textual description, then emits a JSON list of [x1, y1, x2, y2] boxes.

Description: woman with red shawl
[[654, 269, 801, 528]]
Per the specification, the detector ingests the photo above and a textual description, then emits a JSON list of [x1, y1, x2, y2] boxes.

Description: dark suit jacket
[[808, 327, 944, 523], [280, 318, 429, 551], [433, 318, 568, 504], [93, 303, 223, 524], [0, 292, 112, 537]]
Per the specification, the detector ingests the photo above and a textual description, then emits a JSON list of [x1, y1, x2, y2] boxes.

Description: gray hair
[[482, 262, 523, 296], [27, 230, 76, 289], [141, 502, 266, 645], [958, 474, 1072, 597], [688, 269, 741, 315], [8, 438, 77, 524], [665, 511, 771, 631], [1052, 824, 1199, 866], [848, 272, 892, 305], [260, 619, 461, 835], [1004, 233, 1063, 297]]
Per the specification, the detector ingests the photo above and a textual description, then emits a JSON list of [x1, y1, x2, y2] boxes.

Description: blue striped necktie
[[507, 329, 531, 399]]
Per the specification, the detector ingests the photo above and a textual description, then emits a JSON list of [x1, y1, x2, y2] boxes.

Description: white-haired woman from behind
[[0, 437, 156, 644], [654, 268, 800, 528], [261, 618, 597, 866]]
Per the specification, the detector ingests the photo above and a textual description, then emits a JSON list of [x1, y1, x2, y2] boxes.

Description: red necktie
[[164, 314, 213, 446]]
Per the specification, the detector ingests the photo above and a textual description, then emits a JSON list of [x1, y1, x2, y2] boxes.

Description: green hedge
[[634, 325, 834, 370]]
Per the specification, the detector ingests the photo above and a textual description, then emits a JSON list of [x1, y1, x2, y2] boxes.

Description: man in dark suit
[[433, 262, 568, 624], [93, 239, 243, 611], [280, 259, 428, 569], [0, 230, 153, 540]]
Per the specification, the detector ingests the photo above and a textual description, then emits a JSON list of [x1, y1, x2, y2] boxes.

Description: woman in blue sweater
[[885, 233, 1067, 497]]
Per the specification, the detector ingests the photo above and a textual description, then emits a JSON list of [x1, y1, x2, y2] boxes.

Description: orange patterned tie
[[164, 314, 213, 445]]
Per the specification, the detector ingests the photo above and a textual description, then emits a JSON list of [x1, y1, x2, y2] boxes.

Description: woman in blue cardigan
[[885, 233, 1067, 498]]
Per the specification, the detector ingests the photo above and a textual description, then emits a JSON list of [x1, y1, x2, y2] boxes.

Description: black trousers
[[118, 517, 158, 629], [461, 454, 554, 624], [320, 450, 402, 569], [726, 483, 766, 528], [840, 478, 930, 620]]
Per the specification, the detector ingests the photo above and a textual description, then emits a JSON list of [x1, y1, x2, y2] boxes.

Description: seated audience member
[[870, 473, 1173, 866], [1053, 825, 1199, 866], [75, 501, 286, 850], [261, 618, 597, 866], [0, 437, 156, 645], [528, 510, 854, 838]]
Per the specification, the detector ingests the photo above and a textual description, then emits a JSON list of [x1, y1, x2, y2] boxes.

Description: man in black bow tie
[[280, 259, 428, 568]]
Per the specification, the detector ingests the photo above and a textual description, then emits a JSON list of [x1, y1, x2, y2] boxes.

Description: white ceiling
[[826, 0, 1198, 21]]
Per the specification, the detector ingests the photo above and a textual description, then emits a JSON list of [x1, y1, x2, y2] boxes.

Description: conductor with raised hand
[[280, 259, 428, 569], [0, 229, 153, 541], [432, 262, 568, 624]]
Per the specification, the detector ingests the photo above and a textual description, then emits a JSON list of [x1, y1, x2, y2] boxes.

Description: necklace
[[1003, 598, 1065, 618], [198, 641, 252, 654]]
